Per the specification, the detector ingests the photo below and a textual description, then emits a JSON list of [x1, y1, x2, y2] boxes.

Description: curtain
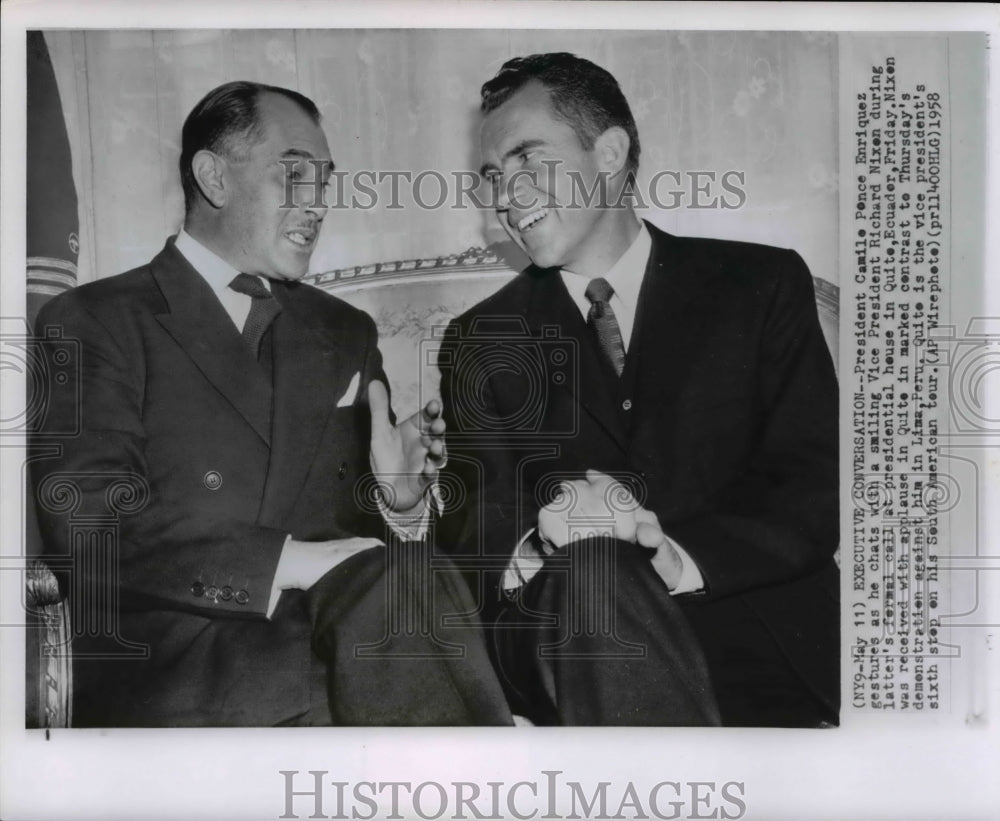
[[26, 31, 79, 326]]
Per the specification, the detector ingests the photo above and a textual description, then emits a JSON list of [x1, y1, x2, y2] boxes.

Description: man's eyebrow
[[281, 148, 334, 164], [479, 139, 546, 178], [280, 149, 336, 174]]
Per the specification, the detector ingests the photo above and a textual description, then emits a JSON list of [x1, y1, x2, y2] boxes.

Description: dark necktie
[[584, 276, 626, 377], [229, 273, 281, 359]]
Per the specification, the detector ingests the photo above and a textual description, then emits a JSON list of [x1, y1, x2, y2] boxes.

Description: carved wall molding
[[306, 245, 840, 323]]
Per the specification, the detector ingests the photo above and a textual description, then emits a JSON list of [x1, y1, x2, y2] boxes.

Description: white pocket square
[[336, 372, 361, 407]]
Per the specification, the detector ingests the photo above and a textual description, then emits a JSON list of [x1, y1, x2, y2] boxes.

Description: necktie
[[229, 273, 281, 359], [584, 277, 626, 377]]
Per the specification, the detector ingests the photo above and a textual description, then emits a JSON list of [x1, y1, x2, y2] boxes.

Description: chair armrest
[[25, 559, 72, 728], [26, 559, 63, 608]]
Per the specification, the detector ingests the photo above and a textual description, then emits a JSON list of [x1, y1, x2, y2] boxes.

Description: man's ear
[[191, 150, 227, 208], [595, 126, 630, 177]]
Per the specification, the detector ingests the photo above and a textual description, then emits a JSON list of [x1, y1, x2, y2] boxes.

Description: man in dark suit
[[30, 81, 511, 727], [439, 53, 839, 726]]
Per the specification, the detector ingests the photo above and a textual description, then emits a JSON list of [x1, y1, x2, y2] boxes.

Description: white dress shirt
[[175, 228, 266, 326], [559, 218, 651, 354], [504, 221, 705, 595]]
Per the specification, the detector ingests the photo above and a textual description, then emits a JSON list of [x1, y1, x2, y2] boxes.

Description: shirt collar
[[599, 219, 650, 312], [561, 219, 651, 313], [174, 228, 269, 295]]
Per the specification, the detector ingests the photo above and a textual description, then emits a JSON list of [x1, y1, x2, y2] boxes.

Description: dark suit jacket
[[31, 239, 388, 726], [439, 221, 840, 720]]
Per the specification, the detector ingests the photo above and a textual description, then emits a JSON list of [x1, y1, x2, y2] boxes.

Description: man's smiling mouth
[[516, 207, 549, 233], [285, 228, 315, 247]]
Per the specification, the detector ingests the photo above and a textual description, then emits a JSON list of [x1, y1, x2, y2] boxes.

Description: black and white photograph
[[2, 3, 997, 820]]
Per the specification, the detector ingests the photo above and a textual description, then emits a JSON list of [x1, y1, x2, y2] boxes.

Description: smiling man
[[440, 54, 839, 726], [31, 81, 511, 727], [479, 76, 641, 277]]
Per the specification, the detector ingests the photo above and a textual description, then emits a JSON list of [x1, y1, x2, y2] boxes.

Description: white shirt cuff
[[266, 534, 295, 619], [501, 530, 705, 595], [376, 482, 441, 540], [662, 537, 705, 595], [267, 485, 443, 619], [502, 528, 548, 591]]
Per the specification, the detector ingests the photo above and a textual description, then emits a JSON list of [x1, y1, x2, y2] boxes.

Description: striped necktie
[[584, 276, 626, 377]]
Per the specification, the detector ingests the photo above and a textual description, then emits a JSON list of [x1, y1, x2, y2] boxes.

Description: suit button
[[191, 581, 205, 597], [235, 589, 250, 605], [203, 470, 222, 490], [219, 585, 233, 601], [621, 399, 633, 411], [205, 585, 219, 600], [338, 462, 348, 480]]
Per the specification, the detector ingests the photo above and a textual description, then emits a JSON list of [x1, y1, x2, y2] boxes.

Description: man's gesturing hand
[[368, 380, 447, 512]]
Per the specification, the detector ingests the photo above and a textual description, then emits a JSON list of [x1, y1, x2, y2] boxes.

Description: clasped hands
[[279, 380, 446, 592], [536, 469, 683, 590]]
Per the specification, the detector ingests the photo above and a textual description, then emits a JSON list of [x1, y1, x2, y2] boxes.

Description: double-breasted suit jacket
[[32, 238, 390, 726]]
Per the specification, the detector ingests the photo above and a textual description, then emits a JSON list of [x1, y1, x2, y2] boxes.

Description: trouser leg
[[308, 541, 513, 726], [492, 538, 720, 726]]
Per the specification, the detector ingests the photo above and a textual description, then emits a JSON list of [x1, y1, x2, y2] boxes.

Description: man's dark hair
[[480, 52, 641, 182], [179, 80, 321, 214]]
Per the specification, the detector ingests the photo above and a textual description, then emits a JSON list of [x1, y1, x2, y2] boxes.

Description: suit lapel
[[627, 222, 719, 436], [151, 241, 273, 445], [257, 281, 358, 527], [525, 269, 628, 452]]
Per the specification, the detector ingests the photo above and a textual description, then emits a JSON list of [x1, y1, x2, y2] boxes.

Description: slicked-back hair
[[480, 52, 641, 182], [179, 80, 321, 214]]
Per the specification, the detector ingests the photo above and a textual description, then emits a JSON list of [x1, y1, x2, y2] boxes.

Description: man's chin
[[524, 247, 564, 270], [502, 228, 556, 270], [518, 226, 574, 270], [272, 259, 311, 281]]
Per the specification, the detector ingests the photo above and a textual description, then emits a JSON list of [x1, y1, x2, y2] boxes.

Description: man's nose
[[301, 182, 328, 220], [503, 170, 541, 213], [303, 194, 327, 221], [296, 160, 331, 219], [494, 177, 510, 211], [495, 175, 531, 212]]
